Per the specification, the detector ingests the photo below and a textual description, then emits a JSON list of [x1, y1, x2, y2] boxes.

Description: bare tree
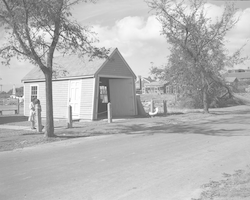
[[0, 0, 108, 136], [146, 0, 247, 113]]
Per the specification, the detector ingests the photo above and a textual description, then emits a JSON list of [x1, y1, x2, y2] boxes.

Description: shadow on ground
[[83, 106, 250, 137], [0, 115, 28, 124], [119, 123, 247, 137], [55, 134, 90, 139], [1, 105, 250, 140], [86, 121, 248, 137]]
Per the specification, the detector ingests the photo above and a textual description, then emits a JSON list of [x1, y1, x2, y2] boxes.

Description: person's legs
[[31, 120, 35, 129]]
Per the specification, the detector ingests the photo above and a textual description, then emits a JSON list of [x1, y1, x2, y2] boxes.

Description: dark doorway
[[97, 78, 110, 118]]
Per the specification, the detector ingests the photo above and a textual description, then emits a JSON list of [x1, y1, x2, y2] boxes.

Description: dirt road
[[1, 120, 250, 200]]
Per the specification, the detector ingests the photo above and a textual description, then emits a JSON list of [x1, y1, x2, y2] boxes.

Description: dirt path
[[1, 105, 250, 151], [1, 133, 250, 200], [1, 105, 250, 200]]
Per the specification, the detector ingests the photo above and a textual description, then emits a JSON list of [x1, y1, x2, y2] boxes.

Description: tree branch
[[48, 0, 64, 57], [0, 45, 11, 53]]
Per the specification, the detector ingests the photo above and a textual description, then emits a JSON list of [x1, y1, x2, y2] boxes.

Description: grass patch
[[1, 104, 250, 152], [140, 93, 250, 114], [192, 167, 250, 200], [0, 129, 68, 151]]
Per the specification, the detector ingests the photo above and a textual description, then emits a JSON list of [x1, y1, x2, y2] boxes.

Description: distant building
[[224, 70, 250, 82], [227, 69, 250, 73], [224, 77, 238, 85], [135, 76, 154, 93], [144, 81, 169, 94], [223, 69, 250, 92]]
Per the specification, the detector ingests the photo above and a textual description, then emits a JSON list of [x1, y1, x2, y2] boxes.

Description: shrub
[[176, 96, 203, 109]]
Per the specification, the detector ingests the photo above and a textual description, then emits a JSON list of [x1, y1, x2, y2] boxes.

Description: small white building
[[22, 48, 137, 120]]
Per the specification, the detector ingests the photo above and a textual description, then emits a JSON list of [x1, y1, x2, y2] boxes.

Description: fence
[[141, 99, 168, 115], [0, 98, 22, 115], [0, 98, 20, 106]]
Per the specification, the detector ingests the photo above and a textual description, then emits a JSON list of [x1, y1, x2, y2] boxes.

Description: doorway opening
[[97, 78, 110, 119]]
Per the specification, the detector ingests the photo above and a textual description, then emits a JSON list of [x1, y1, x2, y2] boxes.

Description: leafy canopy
[[146, 0, 247, 109], [0, 0, 108, 68]]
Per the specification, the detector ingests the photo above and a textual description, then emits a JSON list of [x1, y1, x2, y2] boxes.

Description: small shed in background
[[135, 76, 154, 94], [225, 77, 239, 86], [22, 48, 137, 120], [144, 81, 169, 94]]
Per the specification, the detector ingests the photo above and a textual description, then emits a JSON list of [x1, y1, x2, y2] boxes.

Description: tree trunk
[[202, 87, 209, 113], [201, 72, 209, 113], [44, 71, 55, 137]]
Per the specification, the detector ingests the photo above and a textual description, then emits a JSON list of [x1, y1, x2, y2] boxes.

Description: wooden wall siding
[[35, 80, 68, 119], [23, 82, 45, 117], [80, 78, 95, 120], [98, 51, 133, 77], [24, 83, 30, 116], [24, 80, 68, 119], [51, 80, 69, 119], [92, 77, 99, 120], [109, 78, 136, 117], [38, 82, 46, 118], [132, 79, 138, 115]]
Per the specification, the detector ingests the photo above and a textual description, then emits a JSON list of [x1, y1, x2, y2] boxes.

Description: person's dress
[[28, 102, 35, 122]]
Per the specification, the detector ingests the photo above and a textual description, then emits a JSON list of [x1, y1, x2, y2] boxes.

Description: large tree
[[146, 0, 246, 113], [0, 0, 108, 136]]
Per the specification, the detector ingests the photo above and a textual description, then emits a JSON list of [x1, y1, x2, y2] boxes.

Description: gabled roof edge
[[115, 48, 137, 79], [94, 48, 137, 79], [22, 75, 95, 83]]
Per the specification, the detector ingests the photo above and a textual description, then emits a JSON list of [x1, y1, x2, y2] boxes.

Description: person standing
[[28, 97, 36, 129]]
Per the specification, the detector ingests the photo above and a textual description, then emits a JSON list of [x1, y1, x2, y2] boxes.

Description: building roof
[[22, 48, 134, 82], [142, 77, 154, 83], [144, 80, 169, 87], [228, 69, 250, 73], [135, 76, 154, 84], [224, 77, 238, 83], [224, 72, 250, 80]]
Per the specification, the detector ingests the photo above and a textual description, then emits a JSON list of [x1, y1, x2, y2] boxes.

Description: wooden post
[[36, 105, 42, 133], [107, 102, 112, 123], [163, 100, 167, 116], [17, 98, 20, 114], [150, 99, 154, 113], [67, 105, 72, 128]]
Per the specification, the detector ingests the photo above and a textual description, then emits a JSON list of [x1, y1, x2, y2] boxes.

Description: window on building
[[173, 85, 179, 94], [154, 87, 158, 93], [173, 86, 177, 94], [31, 85, 38, 101], [166, 85, 173, 94], [99, 86, 108, 103]]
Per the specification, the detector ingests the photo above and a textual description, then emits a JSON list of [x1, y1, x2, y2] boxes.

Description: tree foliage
[[0, 0, 109, 136], [146, 0, 247, 112]]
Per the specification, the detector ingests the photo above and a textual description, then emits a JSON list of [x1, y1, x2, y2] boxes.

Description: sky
[[0, 0, 250, 91]]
